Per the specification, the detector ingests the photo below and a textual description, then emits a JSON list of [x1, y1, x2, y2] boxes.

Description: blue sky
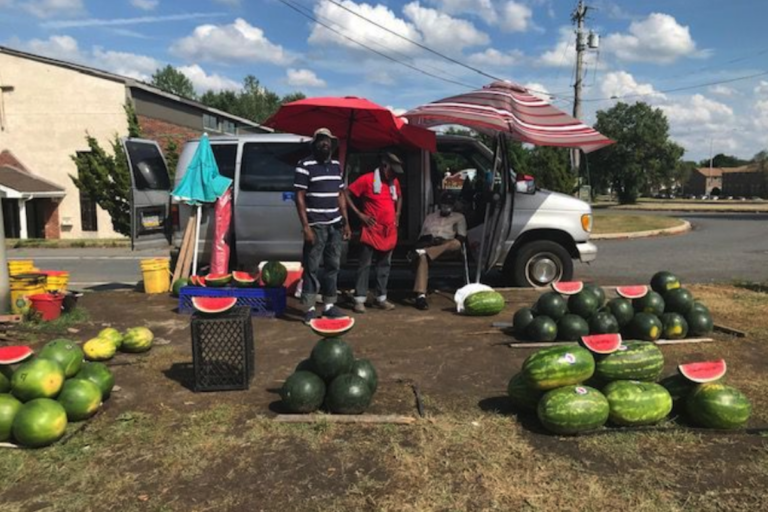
[[2, 0, 767, 161]]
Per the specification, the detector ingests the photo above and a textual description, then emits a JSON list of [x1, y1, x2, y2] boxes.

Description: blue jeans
[[301, 222, 342, 309], [354, 244, 392, 303]]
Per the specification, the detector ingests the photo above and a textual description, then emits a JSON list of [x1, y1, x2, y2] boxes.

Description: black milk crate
[[179, 286, 286, 317], [191, 306, 255, 392]]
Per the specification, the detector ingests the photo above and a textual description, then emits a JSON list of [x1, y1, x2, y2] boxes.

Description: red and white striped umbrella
[[403, 81, 613, 153]]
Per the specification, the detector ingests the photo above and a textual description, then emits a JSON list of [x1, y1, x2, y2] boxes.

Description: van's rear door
[[482, 136, 514, 272], [121, 138, 172, 250]]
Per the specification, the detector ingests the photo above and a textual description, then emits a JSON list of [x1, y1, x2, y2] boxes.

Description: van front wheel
[[504, 240, 573, 288]]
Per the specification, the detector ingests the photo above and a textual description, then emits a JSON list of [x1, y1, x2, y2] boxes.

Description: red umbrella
[[264, 96, 437, 168], [403, 81, 613, 153]]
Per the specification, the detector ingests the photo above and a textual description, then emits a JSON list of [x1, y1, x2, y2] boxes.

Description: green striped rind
[[595, 341, 664, 382], [507, 372, 545, 410], [537, 385, 609, 435], [659, 374, 696, 408], [603, 380, 672, 426], [686, 383, 751, 429], [522, 346, 595, 391], [464, 291, 505, 316]]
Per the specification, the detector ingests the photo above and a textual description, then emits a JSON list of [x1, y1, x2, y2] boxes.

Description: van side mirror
[[515, 174, 535, 194]]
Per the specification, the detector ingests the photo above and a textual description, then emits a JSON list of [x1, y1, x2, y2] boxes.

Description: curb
[[591, 220, 692, 240]]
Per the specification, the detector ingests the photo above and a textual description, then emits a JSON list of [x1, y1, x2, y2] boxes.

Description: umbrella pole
[[475, 203, 491, 284], [192, 204, 202, 276]]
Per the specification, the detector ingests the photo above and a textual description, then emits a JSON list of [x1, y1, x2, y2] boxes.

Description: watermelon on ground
[[171, 278, 189, 297], [73, 362, 115, 398], [537, 385, 609, 435], [661, 312, 689, 340], [686, 383, 751, 429], [310, 338, 354, 382], [589, 311, 620, 335], [633, 291, 665, 317], [603, 380, 672, 426], [349, 359, 378, 394], [326, 374, 373, 414], [664, 288, 695, 315], [594, 341, 664, 382], [12, 398, 68, 448], [38, 339, 84, 378], [507, 372, 545, 411], [605, 298, 635, 328], [464, 291, 505, 316], [0, 394, 23, 442], [56, 379, 102, 421], [568, 291, 599, 319], [280, 371, 326, 413], [522, 345, 595, 390], [659, 373, 696, 409], [686, 309, 714, 336], [525, 316, 558, 342], [11, 358, 65, 402], [536, 292, 568, 321], [121, 327, 154, 353], [557, 314, 590, 342], [583, 283, 606, 307], [627, 312, 663, 342], [512, 308, 536, 338]]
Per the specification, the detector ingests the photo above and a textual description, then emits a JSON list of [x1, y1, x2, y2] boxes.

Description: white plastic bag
[[454, 283, 494, 313]]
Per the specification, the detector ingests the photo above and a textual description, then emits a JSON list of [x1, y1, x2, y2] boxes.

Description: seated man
[[409, 191, 467, 310]]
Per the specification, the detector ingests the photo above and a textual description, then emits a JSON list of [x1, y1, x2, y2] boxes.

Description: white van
[[122, 133, 596, 287]]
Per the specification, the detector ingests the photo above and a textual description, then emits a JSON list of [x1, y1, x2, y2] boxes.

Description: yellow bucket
[[8, 260, 35, 276], [10, 275, 46, 315], [140, 258, 171, 294], [41, 270, 70, 293]]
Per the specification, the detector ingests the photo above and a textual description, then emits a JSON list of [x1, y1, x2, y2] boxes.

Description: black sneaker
[[323, 305, 347, 319], [406, 250, 418, 264], [415, 296, 429, 311], [303, 309, 317, 325]]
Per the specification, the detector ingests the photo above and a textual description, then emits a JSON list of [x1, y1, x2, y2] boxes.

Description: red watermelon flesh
[[679, 359, 727, 383], [189, 275, 207, 287], [309, 317, 355, 337], [232, 271, 256, 284], [616, 285, 648, 299], [552, 281, 584, 295], [191, 296, 237, 314], [0, 346, 34, 364], [580, 334, 622, 354]]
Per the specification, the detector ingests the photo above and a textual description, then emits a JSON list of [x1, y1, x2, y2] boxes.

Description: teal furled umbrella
[[171, 133, 232, 275]]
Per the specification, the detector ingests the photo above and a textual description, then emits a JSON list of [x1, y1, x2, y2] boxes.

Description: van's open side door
[[481, 134, 514, 273], [121, 138, 172, 250]]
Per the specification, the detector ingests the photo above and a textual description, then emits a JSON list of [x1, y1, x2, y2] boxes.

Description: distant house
[[0, 45, 269, 239], [722, 165, 768, 198], [684, 167, 725, 196]]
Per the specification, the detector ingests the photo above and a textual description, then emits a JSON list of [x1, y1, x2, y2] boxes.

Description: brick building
[[722, 165, 768, 198], [684, 167, 724, 196], [0, 45, 269, 239]]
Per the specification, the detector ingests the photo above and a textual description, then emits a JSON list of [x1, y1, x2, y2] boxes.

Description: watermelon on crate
[[232, 271, 257, 288], [349, 359, 378, 394], [512, 308, 536, 338], [551, 281, 583, 295], [309, 317, 355, 338], [594, 341, 664, 382], [616, 286, 648, 299], [11, 398, 68, 448], [536, 292, 568, 321], [589, 311, 620, 335], [261, 261, 288, 287], [280, 371, 326, 413], [556, 314, 590, 342], [0, 394, 22, 442], [522, 345, 595, 390], [603, 380, 673, 426], [525, 316, 558, 342], [537, 385, 610, 435], [205, 273, 232, 287], [191, 296, 237, 315], [650, 271, 681, 295], [326, 374, 373, 414], [583, 283, 606, 307], [686, 309, 714, 336], [568, 291, 600, 319], [663, 288, 694, 315], [171, 278, 189, 297], [507, 372, 545, 411], [679, 359, 727, 383], [633, 291, 665, 317], [310, 338, 354, 382], [686, 383, 751, 429], [464, 291, 505, 316], [580, 333, 622, 355], [627, 312, 663, 342], [0, 346, 34, 365], [661, 313, 689, 340], [189, 275, 206, 287], [605, 298, 635, 328]]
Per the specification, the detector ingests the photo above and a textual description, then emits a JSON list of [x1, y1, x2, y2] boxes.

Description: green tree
[[151, 65, 196, 99], [699, 153, 748, 168], [70, 105, 140, 236], [526, 146, 574, 194], [199, 75, 306, 123], [591, 102, 684, 204]]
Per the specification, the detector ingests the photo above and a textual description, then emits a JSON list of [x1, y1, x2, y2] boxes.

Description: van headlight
[[581, 214, 593, 233]]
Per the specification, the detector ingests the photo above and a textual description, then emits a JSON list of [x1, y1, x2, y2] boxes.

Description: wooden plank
[[179, 210, 197, 280], [172, 213, 196, 283], [0, 315, 22, 323], [713, 323, 747, 338], [654, 338, 714, 345], [273, 414, 417, 425], [492, 322, 513, 329]]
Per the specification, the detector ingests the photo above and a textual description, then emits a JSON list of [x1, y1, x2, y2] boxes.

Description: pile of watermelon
[[511, 272, 714, 343], [0, 341, 115, 448], [507, 336, 752, 434], [82, 326, 154, 362], [172, 261, 289, 295], [280, 319, 377, 415]]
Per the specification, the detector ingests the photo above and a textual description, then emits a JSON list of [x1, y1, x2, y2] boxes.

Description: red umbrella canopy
[[403, 81, 613, 154], [264, 96, 436, 152]]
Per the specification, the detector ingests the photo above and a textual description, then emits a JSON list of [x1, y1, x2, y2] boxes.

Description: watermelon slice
[[616, 285, 648, 299], [679, 359, 727, 383], [189, 275, 207, 287], [0, 345, 34, 364], [205, 273, 232, 287], [309, 317, 355, 337], [232, 271, 257, 287], [191, 296, 238, 315], [551, 281, 584, 295], [580, 333, 622, 354]]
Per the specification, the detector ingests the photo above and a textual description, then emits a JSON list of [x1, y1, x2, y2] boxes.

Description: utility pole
[[571, 1, 599, 178]]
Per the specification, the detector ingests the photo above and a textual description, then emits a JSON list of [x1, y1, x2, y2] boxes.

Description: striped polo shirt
[[294, 157, 345, 226]]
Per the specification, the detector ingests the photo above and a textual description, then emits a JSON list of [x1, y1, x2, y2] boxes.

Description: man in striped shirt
[[295, 128, 351, 323]]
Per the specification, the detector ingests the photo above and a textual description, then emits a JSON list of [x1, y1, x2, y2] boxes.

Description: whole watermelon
[[12, 398, 68, 448], [660, 312, 688, 340], [522, 345, 595, 390], [663, 288, 694, 315], [686, 383, 751, 429], [57, 379, 102, 422], [535, 292, 568, 321], [0, 366, 12, 394], [606, 298, 634, 328], [280, 371, 326, 413], [589, 311, 620, 335], [38, 339, 84, 378], [556, 314, 590, 342], [659, 374, 696, 410], [261, 261, 288, 287], [583, 283, 606, 307], [603, 380, 672, 426], [74, 362, 115, 399], [686, 309, 713, 336], [121, 327, 154, 353], [568, 291, 599, 319], [525, 316, 558, 342], [11, 358, 65, 402], [512, 308, 536, 338], [326, 374, 373, 414], [633, 291, 665, 317], [594, 341, 664, 382], [627, 312, 663, 342], [507, 372, 545, 411], [650, 271, 681, 295], [310, 338, 354, 382], [537, 385, 609, 435], [349, 359, 378, 394], [464, 291, 505, 316], [0, 394, 23, 442]]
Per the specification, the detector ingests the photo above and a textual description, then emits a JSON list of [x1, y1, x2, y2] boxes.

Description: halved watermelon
[[309, 317, 355, 337], [580, 333, 622, 354], [0, 346, 34, 364], [679, 359, 727, 383], [191, 296, 237, 315], [552, 281, 584, 295], [232, 271, 257, 287], [205, 273, 232, 287], [616, 285, 648, 299], [189, 275, 207, 287]]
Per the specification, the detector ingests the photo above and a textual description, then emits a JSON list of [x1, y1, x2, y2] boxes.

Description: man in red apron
[[346, 152, 403, 313]]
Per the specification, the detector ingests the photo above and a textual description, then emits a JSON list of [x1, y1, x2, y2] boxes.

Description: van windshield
[[240, 142, 307, 192]]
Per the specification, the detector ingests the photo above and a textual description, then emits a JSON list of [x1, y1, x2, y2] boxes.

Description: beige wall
[[0, 54, 128, 238]]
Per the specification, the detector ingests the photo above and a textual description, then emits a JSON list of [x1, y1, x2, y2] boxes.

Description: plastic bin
[[140, 258, 170, 294], [178, 286, 286, 317], [191, 306, 254, 392], [29, 293, 64, 321], [10, 274, 46, 314]]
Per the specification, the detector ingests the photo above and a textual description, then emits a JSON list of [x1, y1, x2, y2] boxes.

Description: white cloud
[[213, 0, 240, 5], [41, 12, 227, 29], [286, 68, 327, 88], [523, 82, 551, 100], [21, 0, 83, 18], [603, 13, 699, 64], [130, 0, 158, 10], [178, 64, 241, 93], [500, 1, 532, 33], [386, 105, 407, 116], [754, 80, 768, 96], [709, 85, 737, 97], [660, 94, 733, 125], [23, 34, 83, 62], [467, 48, 522, 68], [600, 71, 665, 100], [403, 2, 488, 53], [427, 0, 496, 25], [170, 18, 293, 65], [539, 26, 599, 68], [753, 100, 768, 130]]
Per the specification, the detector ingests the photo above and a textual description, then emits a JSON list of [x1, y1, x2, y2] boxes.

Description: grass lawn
[[6, 238, 129, 249], [592, 212, 685, 235]]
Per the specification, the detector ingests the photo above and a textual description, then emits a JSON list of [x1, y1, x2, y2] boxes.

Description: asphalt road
[[6, 211, 768, 290]]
